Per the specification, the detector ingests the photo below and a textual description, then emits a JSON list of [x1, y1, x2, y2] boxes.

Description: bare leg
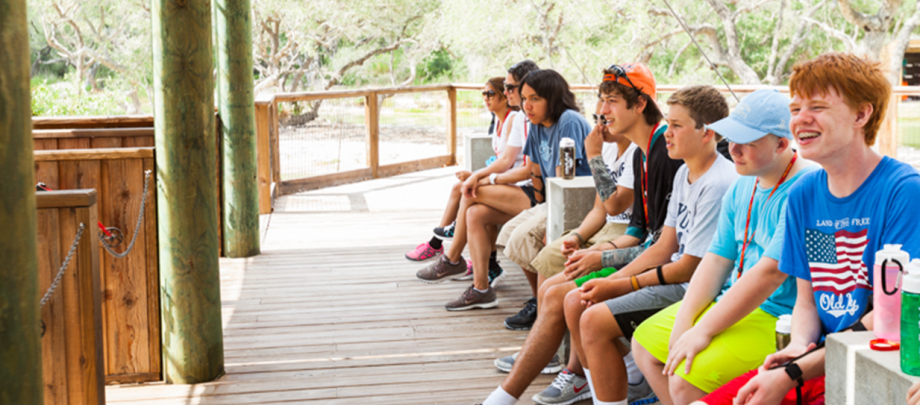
[[537, 273, 570, 310], [444, 196, 473, 262], [467, 204, 514, 290], [501, 282, 578, 397], [439, 182, 463, 227], [633, 339, 673, 405], [563, 288, 590, 368], [487, 224, 498, 251], [669, 373, 708, 405], [446, 185, 530, 263], [581, 304, 632, 403], [564, 346, 583, 375], [524, 271, 538, 296]]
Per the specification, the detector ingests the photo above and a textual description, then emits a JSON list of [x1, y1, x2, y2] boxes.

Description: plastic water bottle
[[775, 314, 792, 352], [559, 138, 576, 179], [875, 244, 908, 341], [900, 259, 920, 376]]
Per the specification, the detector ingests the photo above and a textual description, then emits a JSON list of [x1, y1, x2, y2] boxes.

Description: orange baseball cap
[[602, 62, 658, 102]]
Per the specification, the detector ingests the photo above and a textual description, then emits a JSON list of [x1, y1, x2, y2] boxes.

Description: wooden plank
[[37, 208, 65, 405], [34, 148, 155, 162], [122, 136, 154, 147], [105, 373, 162, 385], [33, 128, 155, 139], [269, 101, 281, 187], [58, 138, 92, 150], [447, 88, 458, 165], [365, 93, 379, 178], [278, 168, 373, 195], [34, 139, 61, 190], [879, 93, 898, 158], [36, 190, 98, 208], [33, 115, 154, 130], [255, 102, 272, 215], [90, 137, 124, 149], [377, 155, 451, 178], [140, 157, 161, 384]]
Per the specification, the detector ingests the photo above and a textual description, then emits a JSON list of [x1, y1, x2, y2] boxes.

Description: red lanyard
[[523, 119, 529, 165], [640, 123, 661, 226], [737, 152, 798, 277]]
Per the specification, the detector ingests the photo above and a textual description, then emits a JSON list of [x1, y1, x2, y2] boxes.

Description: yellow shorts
[[632, 301, 778, 393]]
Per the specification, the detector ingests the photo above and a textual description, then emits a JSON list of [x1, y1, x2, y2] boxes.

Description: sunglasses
[[604, 64, 642, 94], [503, 82, 520, 92], [592, 114, 608, 125], [482, 90, 497, 98]]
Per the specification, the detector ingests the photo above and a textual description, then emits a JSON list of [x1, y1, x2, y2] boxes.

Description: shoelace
[[523, 299, 537, 314], [549, 370, 574, 391]]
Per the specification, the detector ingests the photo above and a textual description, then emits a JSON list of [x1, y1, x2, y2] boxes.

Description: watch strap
[[784, 363, 804, 387]]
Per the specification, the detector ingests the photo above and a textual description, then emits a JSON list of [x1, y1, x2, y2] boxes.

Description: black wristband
[[656, 265, 666, 285], [784, 363, 804, 387]]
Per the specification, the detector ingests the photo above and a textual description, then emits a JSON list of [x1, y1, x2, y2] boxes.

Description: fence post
[[879, 93, 899, 158], [152, 0, 224, 383], [270, 101, 282, 185], [447, 87, 458, 166], [254, 99, 273, 214], [366, 92, 380, 178], [0, 0, 43, 401]]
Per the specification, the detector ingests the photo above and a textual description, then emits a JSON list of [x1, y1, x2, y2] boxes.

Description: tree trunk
[[152, 0, 224, 384], [214, 0, 261, 258], [0, 0, 43, 402]]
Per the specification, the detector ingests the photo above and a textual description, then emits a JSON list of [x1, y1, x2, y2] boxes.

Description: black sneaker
[[433, 221, 455, 239], [504, 297, 537, 330], [489, 262, 506, 288]]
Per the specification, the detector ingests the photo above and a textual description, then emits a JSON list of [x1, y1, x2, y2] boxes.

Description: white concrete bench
[[464, 133, 492, 172], [546, 176, 596, 243], [826, 331, 920, 404]]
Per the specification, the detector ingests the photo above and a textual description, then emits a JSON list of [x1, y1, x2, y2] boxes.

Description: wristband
[[656, 265, 666, 285], [607, 240, 619, 250], [784, 363, 804, 387], [489, 173, 498, 185], [630, 275, 641, 291], [571, 232, 585, 246]]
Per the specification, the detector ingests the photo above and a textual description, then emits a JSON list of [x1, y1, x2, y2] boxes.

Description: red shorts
[[699, 369, 825, 405]]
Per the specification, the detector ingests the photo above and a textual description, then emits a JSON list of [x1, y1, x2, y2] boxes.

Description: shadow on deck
[[104, 166, 567, 404]]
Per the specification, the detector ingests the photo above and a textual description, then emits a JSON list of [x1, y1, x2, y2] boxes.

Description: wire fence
[[377, 91, 450, 166], [276, 97, 368, 180]]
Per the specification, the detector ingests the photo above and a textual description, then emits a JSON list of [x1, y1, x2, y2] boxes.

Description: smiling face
[[504, 72, 521, 108], [664, 103, 708, 160], [728, 135, 784, 177], [595, 97, 621, 143], [599, 89, 644, 142], [789, 86, 870, 164], [521, 84, 548, 126]]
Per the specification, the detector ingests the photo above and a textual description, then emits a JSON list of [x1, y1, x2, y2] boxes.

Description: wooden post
[[366, 93, 380, 178], [152, 0, 225, 384], [879, 93, 899, 158], [0, 0, 43, 402], [254, 100, 273, 214], [214, 0, 260, 257], [447, 87, 458, 165], [269, 101, 281, 184]]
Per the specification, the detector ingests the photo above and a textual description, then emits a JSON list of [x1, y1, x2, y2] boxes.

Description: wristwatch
[[489, 173, 498, 185], [784, 363, 804, 387]]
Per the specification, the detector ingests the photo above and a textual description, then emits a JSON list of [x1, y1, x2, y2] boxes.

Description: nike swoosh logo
[[574, 382, 588, 393]]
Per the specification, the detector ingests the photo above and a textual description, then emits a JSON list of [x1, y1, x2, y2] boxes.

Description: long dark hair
[[521, 69, 579, 125]]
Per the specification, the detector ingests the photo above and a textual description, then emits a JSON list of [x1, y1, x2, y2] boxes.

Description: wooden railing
[[36, 189, 105, 405]]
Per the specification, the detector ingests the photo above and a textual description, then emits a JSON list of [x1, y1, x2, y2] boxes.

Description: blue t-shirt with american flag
[[780, 156, 920, 336]]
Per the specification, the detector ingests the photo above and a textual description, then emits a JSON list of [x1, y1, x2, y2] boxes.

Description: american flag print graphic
[[806, 228, 871, 294]]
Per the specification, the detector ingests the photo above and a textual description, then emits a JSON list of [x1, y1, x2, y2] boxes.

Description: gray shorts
[[605, 282, 688, 339]]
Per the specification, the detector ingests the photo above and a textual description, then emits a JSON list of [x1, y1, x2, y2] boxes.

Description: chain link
[[98, 170, 152, 258], [40, 223, 86, 308]]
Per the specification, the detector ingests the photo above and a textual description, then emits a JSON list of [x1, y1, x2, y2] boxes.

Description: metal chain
[[98, 170, 152, 258], [40, 223, 86, 308]]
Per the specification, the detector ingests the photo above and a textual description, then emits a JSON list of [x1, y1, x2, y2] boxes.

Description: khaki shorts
[[530, 222, 629, 278], [497, 204, 548, 273]]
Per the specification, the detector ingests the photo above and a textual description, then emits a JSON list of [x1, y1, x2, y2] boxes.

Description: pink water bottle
[[874, 244, 909, 341]]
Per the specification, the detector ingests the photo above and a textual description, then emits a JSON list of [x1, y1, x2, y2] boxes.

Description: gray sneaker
[[532, 368, 591, 405], [627, 376, 658, 405], [445, 285, 497, 311], [417, 255, 468, 283], [493, 351, 564, 375]]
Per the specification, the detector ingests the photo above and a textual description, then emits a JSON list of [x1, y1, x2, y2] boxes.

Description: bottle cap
[[902, 259, 920, 294], [775, 314, 792, 334], [559, 138, 575, 148]]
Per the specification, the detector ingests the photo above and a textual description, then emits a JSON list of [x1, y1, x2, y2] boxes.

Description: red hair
[[788, 52, 891, 146]]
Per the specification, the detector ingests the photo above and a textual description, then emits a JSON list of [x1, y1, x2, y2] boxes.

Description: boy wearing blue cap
[[626, 89, 815, 405]]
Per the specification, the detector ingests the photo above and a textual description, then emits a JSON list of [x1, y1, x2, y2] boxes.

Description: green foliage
[[31, 79, 122, 116], [418, 49, 454, 82]]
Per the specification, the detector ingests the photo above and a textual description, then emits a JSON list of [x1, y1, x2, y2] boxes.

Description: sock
[[474, 286, 489, 293], [482, 386, 517, 405], [584, 368, 597, 403], [429, 236, 442, 250], [446, 256, 460, 265], [624, 351, 643, 385], [595, 400, 627, 405]]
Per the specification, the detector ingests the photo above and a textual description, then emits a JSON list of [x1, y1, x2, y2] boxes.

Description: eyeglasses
[[503, 82, 520, 92], [592, 114, 608, 125], [482, 90, 497, 98], [604, 64, 642, 94]]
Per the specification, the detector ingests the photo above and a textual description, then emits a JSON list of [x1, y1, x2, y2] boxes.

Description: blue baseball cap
[[707, 89, 792, 144]]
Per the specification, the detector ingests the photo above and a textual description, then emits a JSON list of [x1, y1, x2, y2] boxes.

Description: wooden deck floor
[[105, 167, 576, 404]]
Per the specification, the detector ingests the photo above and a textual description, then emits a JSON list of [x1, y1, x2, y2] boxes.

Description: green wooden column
[[214, 0, 260, 258], [152, 0, 225, 383], [0, 0, 42, 402]]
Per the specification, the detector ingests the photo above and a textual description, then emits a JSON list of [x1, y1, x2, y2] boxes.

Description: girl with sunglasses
[[405, 76, 525, 262]]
